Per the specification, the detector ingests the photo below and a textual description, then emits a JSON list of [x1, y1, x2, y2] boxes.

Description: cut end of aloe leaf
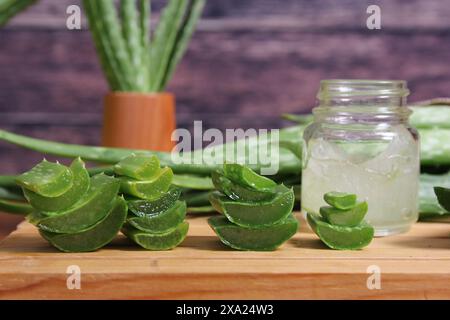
[[307, 213, 374, 250], [16, 160, 74, 197], [319, 201, 368, 227], [114, 154, 160, 180], [119, 167, 173, 200], [223, 163, 277, 191], [323, 192, 357, 210], [128, 186, 181, 217], [434, 186, 450, 212], [208, 215, 298, 251]]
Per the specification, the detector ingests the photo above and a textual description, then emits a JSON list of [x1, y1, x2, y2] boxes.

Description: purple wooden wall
[[1, 0, 450, 174]]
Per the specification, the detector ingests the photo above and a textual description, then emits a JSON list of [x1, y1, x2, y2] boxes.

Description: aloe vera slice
[[23, 158, 90, 212], [323, 192, 357, 210], [211, 171, 275, 202], [119, 167, 173, 200], [122, 221, 189, 250], [127, 201, 187, 233], [114, 154, 160, 180], [208, 215, 298, 251], [320, 201, 368, 227], [128, 186, 181, 217], [40, 197, 127, 252], [223, 163, 277, 190], [434, 187, 450, 211], [30, 174, 120, 233], [307, 213, 374, 250], [16, 160, 73, 197], [209, 186, 294, 227]]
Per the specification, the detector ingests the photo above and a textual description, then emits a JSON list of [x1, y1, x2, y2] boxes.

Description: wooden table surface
[[0, 213, 449, 300]]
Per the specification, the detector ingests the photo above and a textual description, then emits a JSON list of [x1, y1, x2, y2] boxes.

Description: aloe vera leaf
[[419, 129, 450, 166], [323, 192, 358, 210], [0, 186, 24, 201], [128, 186, 181, 217], [40, 197, 127, 253], [187, 206, 214, 213], [281, 113, 314, 125], [120, 167, 173, 200], [139, 0, 151, 90], [172, 174, 214, 190], [208, 215, 298, 251], [182, 190, 211, 207], [223, 163, 277, 191], [0, 199, 33, 215], [307, 213, 374, 250], [211, 171, 275, 202], [23, 158, 90, 212], [149, 0, 189, 92], [95, 0, 134, 91], [320, 202, 368, 227], [82, 0, 120, 90], [419, 173, 450, 218], [0, 175, 16, 188], [0, 0, 36, 27], [120, 0, 145, 91], [410, 106, 450, 129], [122, 221, 189, 250], [30, 174, 120, 234], [209, 185, 294, 228], [127, 200, 186, 233], [434, 187, 450, 212], [159, 0, 205, 91], [0, 127, 303, 175], [114, 154, 160, 180], [16, 160, 73, 198]]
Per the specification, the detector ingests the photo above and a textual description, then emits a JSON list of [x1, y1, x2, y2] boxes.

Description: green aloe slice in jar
[[119, 167, 173, 200], [29, 174, 120, 234], [434, 187, 450, 211], [16, 160, 73, 197], [208, 215, 298, 251], [222, 163, 277, 190], [208, 185, 294, 227], [40, 197, 127, 252], [320, 201, 368, 227], [307, 213, 374, 250], [114, 154, 160, 180], [122, 221, 189, 251], [211, 171, 276, 202], [23, 158, 90, 212], [323, 192, 357, 210], [127, 186, 181, 217], [127, 201, 187, 233]]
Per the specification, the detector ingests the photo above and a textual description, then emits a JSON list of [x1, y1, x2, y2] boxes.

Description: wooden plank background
[[1, 0, 450, 236]]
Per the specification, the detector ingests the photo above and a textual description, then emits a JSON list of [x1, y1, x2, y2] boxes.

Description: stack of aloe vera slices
[[307, 192, 374, 250], [16, 158, 126, 252], [208, 164, 298, 251], [115, 155, 189, 250]]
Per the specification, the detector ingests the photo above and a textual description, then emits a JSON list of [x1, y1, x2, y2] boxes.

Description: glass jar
[[301, 80, 420, 236]]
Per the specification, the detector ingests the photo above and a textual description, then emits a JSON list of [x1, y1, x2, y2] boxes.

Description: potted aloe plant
[[82, 0, 205, 151]]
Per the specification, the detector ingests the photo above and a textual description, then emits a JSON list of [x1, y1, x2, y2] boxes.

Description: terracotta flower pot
[[102, 92, 176, 152]]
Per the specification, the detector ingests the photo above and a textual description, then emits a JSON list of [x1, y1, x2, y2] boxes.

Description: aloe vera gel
[[302, 80, 420, 236]]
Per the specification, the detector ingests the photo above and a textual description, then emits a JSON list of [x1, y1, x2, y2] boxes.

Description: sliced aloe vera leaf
[[128, 186, 181, 217], [434, 187, 450, 212], [208, 215, 298, 251], [114, 154, 160, 180], [119, 167, 173, 200], [172, 174, 214, 190], [211, 171, 275, 202], [319, 201, 368, 227], [122, 221, 189, 251], [29, 174, 120, 233], [223, 163, 277, 190], [40, 197, 127, 252], [23, 158, 90, 212], [127, 201, 187, 233], [15, 160, 73, 197], [307, 213, 374, 250], [209, 185, 294, 227], [323, 192, 357, 210]]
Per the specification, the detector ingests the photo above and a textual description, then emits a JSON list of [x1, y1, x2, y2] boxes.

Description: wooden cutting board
[[0, 213, 449, 299]]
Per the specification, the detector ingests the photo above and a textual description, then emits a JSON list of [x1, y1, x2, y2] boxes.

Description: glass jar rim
[[317, 79, 410, 99]]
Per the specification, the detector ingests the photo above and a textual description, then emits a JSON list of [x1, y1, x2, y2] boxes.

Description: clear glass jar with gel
[[301, 80, 420, 236]]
